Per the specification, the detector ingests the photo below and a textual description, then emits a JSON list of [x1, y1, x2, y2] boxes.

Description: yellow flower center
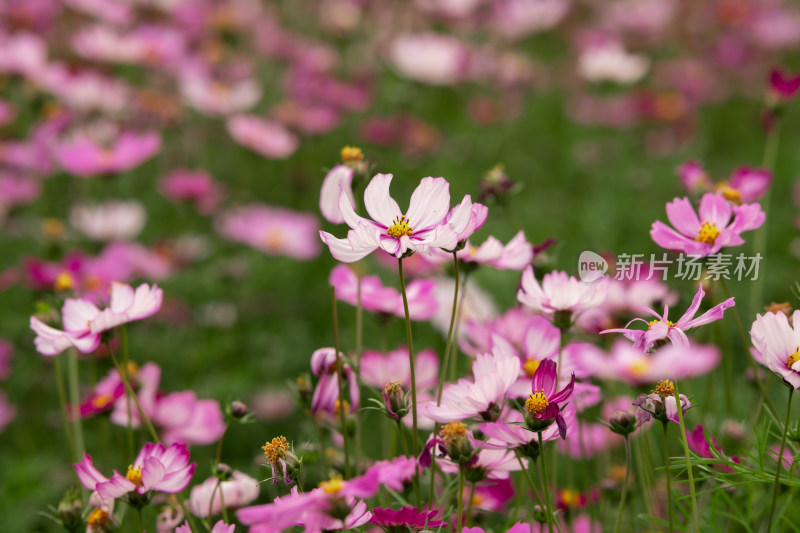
[[787, 347, 800, 370], [262, 436, 289, 463], [523, 359, 540, 378], [560, 489, 579, 507], [334, 399, 350, 416], [384, 381, 402, 394], [264, 230, 285, 249], [648, 319, 676, 329], [91, 394, 114, 409], [715, 182, 742, 204], [87, 509, 109, 530], [319, 476, 344, 494], [654, 380, 675, 399], [340, 145, 364, 163], [439, 421, 468, 443], [387, 215, 413, 238], [525, 391, 549, 415], [126, 465, 143, 486], [629, 359, 649, 376], [54, 272, 75, 292], [695, 221, 721, 245]]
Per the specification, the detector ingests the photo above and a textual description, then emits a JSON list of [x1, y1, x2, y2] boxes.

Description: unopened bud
[[57, 487, 83, 532], [532, 505, 547, 524], [383, 381, 408, 420], [230, 400, 249, 419], [608, 411, 637, 437], [440, 422, 473, 464], [216, 463, 233, 480]]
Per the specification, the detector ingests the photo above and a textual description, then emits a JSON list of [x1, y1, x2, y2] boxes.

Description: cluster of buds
[[382, 381, 409, 421]]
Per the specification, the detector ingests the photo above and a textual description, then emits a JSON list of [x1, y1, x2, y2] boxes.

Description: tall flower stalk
[[673, 380, 699, 532], [767, 387, 794, 532], [330, 286, 350, 479], [662, 421, 674, 533], [613, 435, 631, 533], [398, 258, 420, 506]]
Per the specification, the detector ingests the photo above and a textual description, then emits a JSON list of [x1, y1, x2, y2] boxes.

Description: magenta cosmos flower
[[90, 282, 163, 334], [310, 347, 359, 415], [30, 298, 101, 356], [329, 265, 438, 321], [74, 442, 195, 501], [750, 310, 800, 388], [523, 359, 575, 438], [601, 283, 734, 352], [769, 68, 800, 100], [54, 131, 161, 178], [319, 173, 460, 262], [481, 404, 576, 456], [370, 506, 444, 532], [517, 268, 607, 319], [650, 193, 765, 257], [159, 169, 226, 215]]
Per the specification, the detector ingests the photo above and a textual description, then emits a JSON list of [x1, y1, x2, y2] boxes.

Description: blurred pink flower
[[153, 391, 226, 445], [443, 195, 488, 245], [722, 167, 772, 203], [389, 34, 470, 86], [320, 174, 459, 262], [30, 298, 101, 356], [0, 172, 41, 212], [226, 115, 298, 159], [0, 100, 16, 127], [310, 347, 359, 415], [491, 0, 571, 39], [75, 442, 195, 500], [602, 283, 734, 351], [450, 231, 533, 270], [189, 471, 260, 517], [177, 521, 233, 533], [69, 200, 146, 242], [0, 32, 48, 78], [216, 204, 321, 260], [361, 347, 438, 390], [90, 282, 163, 334], [55, 131, 161, 177], [159, 169, 226, 215], [769, 68, 800, 100], [182, 77, 261, 116], [329, 264, 438, 320], [518, 268, 607, 317], [650, 193, 765, 257], [678, 161, 712, 193], [750, 310, 800, 389], [319, 165, 354, 224]]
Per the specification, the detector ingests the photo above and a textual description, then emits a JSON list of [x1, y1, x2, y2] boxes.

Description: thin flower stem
[[538, 432, 554, 533], [397, 258, 421, 507], [67, 348, 85, 461], [515, 452, 543, 507], [672, 380, 699, 533], [53, 355, 75, 461], [457, 468, 465, 533], [219, 480, 229, 524], [354, 272, 364, 474], [613, 436, 631, 533], [466, 482, 476, 527], [216, 424, 228, 468], [430, 252, 461, 504], [662, 422, 674, 533], [449, 273, 470, 382], [330, 286, 350, 479], [718, 278, 776, 415], [767, 387, 794, 532], [120, 325, 135, 460], [208, 479, 222, 525], [108, 348, 161, 444]]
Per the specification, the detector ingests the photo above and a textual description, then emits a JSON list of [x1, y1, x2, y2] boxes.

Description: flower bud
[[440, 422, 473, 464], [296, 374, 313, 407], [608, 411, 637, 437], [382, 381, 408, 420], [532, 505, 547, 524], [57, 487, 83, 532], [230, 400, 249, 419], [216, 463, 233, 480]]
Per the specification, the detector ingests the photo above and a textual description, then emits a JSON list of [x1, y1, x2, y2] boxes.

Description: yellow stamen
[[384, 381, 402, 394], [126, 465, 142, 486], [715, 181, 742, 204], [91, 394, 114, 409], [262, 436, 289, 464], [523, 359, 540, 378], [42, 218, 64, 239], [340, 146, 364, 163], [334, 399, 349, 416], [439, 421, 467, 443], [319, 475, 343, 494], [695, 221, 721, 245], [387, 215, 413, 238], [787, 347, 800, 370], [629, 359, 649, 376], [264, 230, 285, 249], [87, 509, 109, 530], [54, 272, 75, 292], [560, 489, 579, 508], [654, 380, 675, 399], [525, 390, 549, 415], [648, 319, 676, 329]]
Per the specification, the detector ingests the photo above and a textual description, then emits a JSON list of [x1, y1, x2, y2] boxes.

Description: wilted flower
[[261, 436, 301, 485], [633, 380, 690, 426]]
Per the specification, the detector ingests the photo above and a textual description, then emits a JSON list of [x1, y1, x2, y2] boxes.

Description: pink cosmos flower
[[319, 174, 459, 262], [750, 310, 800, 388], [369, 507, 444, 531], [159, 169, 226, 215], [569, 340, 720, 384], [481, 403, 576, 452], [77, 363, 129, 418], [769, 68, 800, 100], [329, 265, 438, 320], [601, 283, 734, 352], [181, 76, 262, 117], [436, 439, 524, 481], [152, 391, 226, 445], [678, 161, 712, 193], [650, 193, 765, 257], [685, 425, 738, 472], [30, 299, 101, 356], [90, 282, 163, 334], [491, 0, 571, 39], [69, 201, 146, 242], [41, 66, 131, 115], [320, 165, 355, 224], [718, 167, 772, 204], [216, 204, 321, 261], [457, 231, 533, 270], [0, 172, 41, 212], [517, 268, 608, 317], [74, 442, 195, 500], [523, 359, 575, 438], [189, 471, 260, 518], [389, 34, 470, 86], [54, 131, 161, 177], [423, 340, 519, 422], [310, 348, 359, 415], [461, 307, 537, 356], [177, 521, 233, 533], [360, 347, 438, 390], [559, 422, 623, 460], [226, 115, 298, 159], [0, 32, 48, 78], [443, 195, 488, 245]]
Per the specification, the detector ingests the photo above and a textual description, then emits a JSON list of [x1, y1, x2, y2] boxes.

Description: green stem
[[108, 349, 160, 443], [515, 452, 543, 507], [67, 349, 84, 461], [330, 287, 350, 479], [466, 482, 476, 527], [448, 273, 470, 382], [457, 468, 464, 533], [672, 380, 699, 533], [53, 355, 75, 461], [613, 436, 631, 533], [120, 325, 135, 460], [397, 258, 420, 507], [354, 272, 363, 477], [662, 422, 674, 533], [767, 387, 794, 532], [538, 432, 554, 533]]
